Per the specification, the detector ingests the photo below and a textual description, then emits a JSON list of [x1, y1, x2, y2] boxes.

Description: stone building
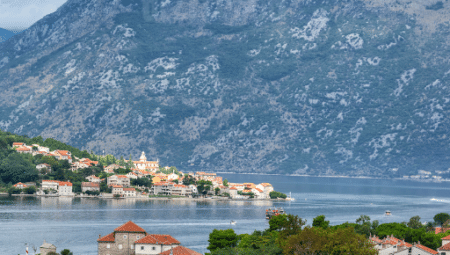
[[39, 240, 56, 255], [97, 221, 199, 255]]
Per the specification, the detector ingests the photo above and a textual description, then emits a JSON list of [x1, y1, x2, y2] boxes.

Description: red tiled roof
[[16, 147, 31, 151], [111, 185, 123, 188], [442, 235, 450, 240], [158, 246, 201, 255], [439, 242, 450, 251], [14, 182, 27, 188], [229, 187, 237, 190], [97, 232, 115, 242], [13, 142, 24, 145], [435, 227, 450, 234], [416, 244, 438, 254], [114, 221, 146, 233], [135, 234, 180, 245], [56, 150, 70, 156], [59, 182, 72, 186], [123, 188, 136, 191], [399, 240, 412, 248], [116, 175, 128, 178], [255, 188, 263, 193], [81, 182, 99, 188]]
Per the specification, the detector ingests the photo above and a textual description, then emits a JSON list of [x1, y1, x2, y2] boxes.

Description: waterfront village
[[7, 142, 450, 255], [9, 142, 284, 200]]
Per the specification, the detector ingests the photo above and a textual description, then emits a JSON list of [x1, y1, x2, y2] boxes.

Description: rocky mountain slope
[[0, 28, 16, 43], [1, 0, 450, 176]]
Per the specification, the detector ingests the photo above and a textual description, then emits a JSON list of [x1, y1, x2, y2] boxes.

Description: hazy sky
[[0, 0, 67, 32]]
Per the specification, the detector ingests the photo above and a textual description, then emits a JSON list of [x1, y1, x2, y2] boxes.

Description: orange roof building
[[97, 221, 200, 255], [158, 246, 202, 255]]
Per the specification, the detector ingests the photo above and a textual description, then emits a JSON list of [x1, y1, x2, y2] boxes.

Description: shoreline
[[219, 172, 448, 183]]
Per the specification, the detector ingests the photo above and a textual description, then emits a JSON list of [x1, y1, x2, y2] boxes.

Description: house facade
[[13, 182, 27, 189], [36, 163, 52, 173], [87, 175, 101, 183], [97, 221, 195, 255], [134, 234, 180, 254], [98, 221, 147, 255], [437, 234, 450, 254], [58, 182, 73, 196], [81, 182, 100, 193], [41, 180, 73, 196], [108, 175, 130, 187]]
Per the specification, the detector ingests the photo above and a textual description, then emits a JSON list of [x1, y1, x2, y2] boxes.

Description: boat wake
[[430, 198, 450, 203]]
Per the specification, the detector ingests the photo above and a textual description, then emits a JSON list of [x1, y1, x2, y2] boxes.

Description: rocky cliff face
[[1, 0, 450, 176]]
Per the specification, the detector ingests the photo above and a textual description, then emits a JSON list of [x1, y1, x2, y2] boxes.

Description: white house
[[36, 163, 52, 173], [86, 175, 101, 183], [394, 243, 437, 255], [107, 175, 130, 187], [123, 188, 137, 197], [58, 182, 73, 196], [41, 180, 60, 191], [167, 172, 179, 181], [438, 235, 450, 255], [112, 185, 123, 196], [134, 234, 180, 254], [127, 172, 138, 179]]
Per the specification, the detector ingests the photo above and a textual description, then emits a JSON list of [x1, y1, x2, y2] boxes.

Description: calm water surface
[[2, 174, 450, 255]]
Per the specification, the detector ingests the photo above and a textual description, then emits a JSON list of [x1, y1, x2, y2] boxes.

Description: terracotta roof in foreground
[[439, 242, 450, 251], [97, 232, 115, 242], [158, 246, 201, 255], [114, 221, 146, 233], [135, 234, 180, 245], [416, 244, 438, 254], [442, 234, 450, 240]]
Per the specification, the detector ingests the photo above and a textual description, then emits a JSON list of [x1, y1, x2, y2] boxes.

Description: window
[[106, 244, 110, 249], [123, 235, 127, 239], [141, 246, 144, 250], [119, 244, 123, 250], [131, 245, 134, 250], [136, 235, 140, 239], [152, 247, 156, 250]]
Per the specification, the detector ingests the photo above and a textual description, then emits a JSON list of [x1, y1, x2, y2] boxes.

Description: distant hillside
[[0, 28, 19, 43], [0, 0, 450, 177]]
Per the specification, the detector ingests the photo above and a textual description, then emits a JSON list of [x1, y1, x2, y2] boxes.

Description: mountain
[[1, 0, 450, 176], [0, 28, 16, 43]]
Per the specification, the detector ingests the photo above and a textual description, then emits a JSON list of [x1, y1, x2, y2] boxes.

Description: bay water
[[2, 174, 450, 254]]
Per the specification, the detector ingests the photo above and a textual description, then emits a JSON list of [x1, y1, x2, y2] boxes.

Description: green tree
[[269, 191, 287, 199], [215, 187, 220, 195], [24, 186, 36, 194], [197, 180, 212, 196], [0, 153, 38, 184], [434, 213, 450, 229], [60, 249, 73, 255], [408, 216, 423, 229], [312, 215, 329, 229], [223, 179, 229, 187], [128, 154, 135, 169], [207, 229, 238, 252]]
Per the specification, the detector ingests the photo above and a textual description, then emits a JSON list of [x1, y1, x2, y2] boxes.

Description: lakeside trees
[[206, 212, 450, 254], [206, 214, 376, 255]]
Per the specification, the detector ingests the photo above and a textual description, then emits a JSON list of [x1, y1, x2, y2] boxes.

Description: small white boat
[[385, 210, 391, 216], [230, 221, 236, 225]]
